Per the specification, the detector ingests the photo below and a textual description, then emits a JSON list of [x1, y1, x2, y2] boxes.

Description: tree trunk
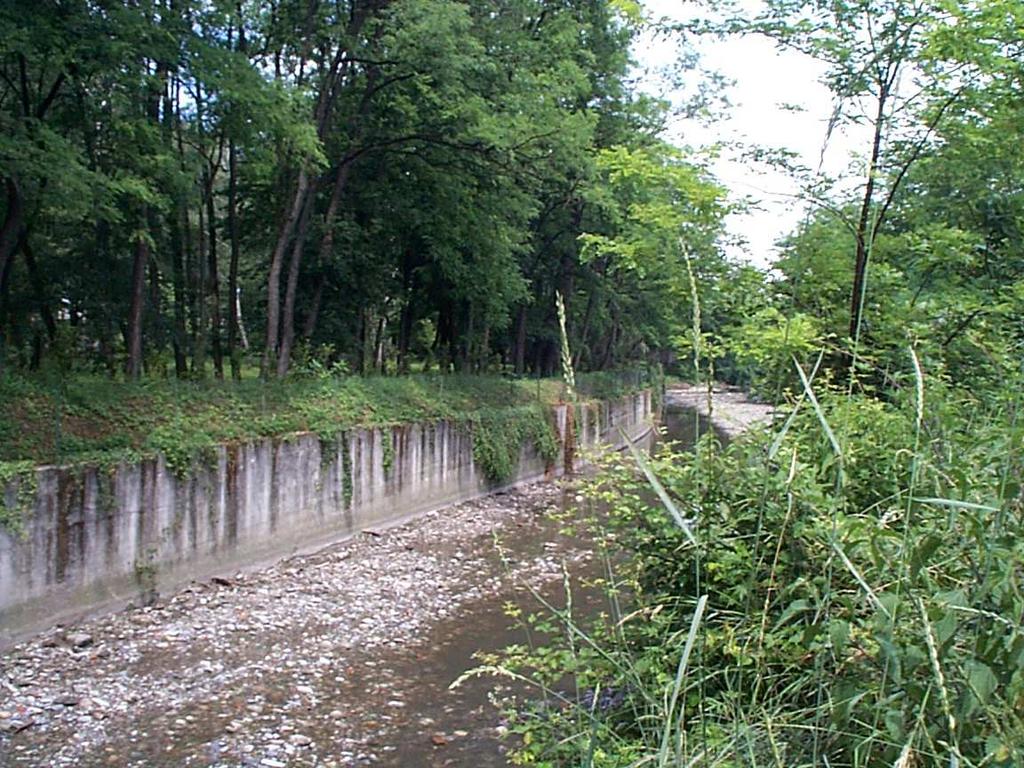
[[192, 192, 208, 377], [397, 301, 413, 374], [265, 0, 383, 379], [227, 139, 242, 380], [20, 232, 56, 342], [236, 289, 249, 349], [205, 168, 224, 380], [478, 323, 490, 373], [278, 148, 358, 377], [301, 273, 325, 341], [262, 170, 310, 378], [262, 32, 347, 379], [357, 307, 367, 375], [396, 243, 415, 374], [0, 246, 14, 370], [513, 303, 527, 375], [576, 290, 596, 370], [276, 188, 316, 377], [0, 178, 23, 288], [170, 200, 189, 377], [126, 234, 149, 380], [226, 8, 247, 379], [373, 314, 387, 374], [460, 304, 473, 374], [300, 158, 355, 347], [162, 65, 188, 378], [848, 86, 889, 345], [148, 257, 162, 368]]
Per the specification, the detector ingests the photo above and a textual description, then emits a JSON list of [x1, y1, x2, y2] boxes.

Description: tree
[[755, 0, 964, 353]]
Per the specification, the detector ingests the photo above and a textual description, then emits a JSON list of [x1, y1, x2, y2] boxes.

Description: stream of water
[[372, 404, 717, 766], [0, 405, 717, 768]]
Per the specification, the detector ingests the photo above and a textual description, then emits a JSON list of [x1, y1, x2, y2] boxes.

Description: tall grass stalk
[[491, 236, 1024, 767], [658, 594, 708, 765], [556, 290, 577, 402]]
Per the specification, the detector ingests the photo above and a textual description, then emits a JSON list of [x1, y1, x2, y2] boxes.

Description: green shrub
[[0, 461, 37, 535], [496, 380, 1024, 767], [471, 405, 560, 485]]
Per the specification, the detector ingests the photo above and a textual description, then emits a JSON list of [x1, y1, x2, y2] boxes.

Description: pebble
[[0, 481, 580, 766], [66, 633, 93, 649]]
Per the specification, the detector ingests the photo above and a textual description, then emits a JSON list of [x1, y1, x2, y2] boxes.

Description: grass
[[489, 372, 1024, 767], [0, 369, 647, 469], [483, 267, 1024, 767]]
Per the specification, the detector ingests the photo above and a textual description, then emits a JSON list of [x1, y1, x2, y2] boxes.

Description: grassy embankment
[[0, 370, 647, 530]]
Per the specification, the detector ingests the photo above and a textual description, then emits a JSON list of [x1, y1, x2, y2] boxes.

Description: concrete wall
[[0, 391, 652, 644]]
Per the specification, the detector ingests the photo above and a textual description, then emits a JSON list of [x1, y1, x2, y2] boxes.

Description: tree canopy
[[0, 0, 729, 381]]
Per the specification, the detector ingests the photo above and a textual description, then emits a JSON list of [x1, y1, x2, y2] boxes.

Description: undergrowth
[[471, 405, 560, 485], [485, 374, 1024, 767], [0, 371, 640, 470], [0, 461, 37, 536], [0, 370, 647, 530]]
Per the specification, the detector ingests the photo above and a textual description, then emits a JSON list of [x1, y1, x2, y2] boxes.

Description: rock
[[431, 733, 448, 746], [0, 717, 34, 733], [260, 759, 286, 768], [289, 734, 312, 747], [67, 632, 93, 648], [55, 693, 81, 706]]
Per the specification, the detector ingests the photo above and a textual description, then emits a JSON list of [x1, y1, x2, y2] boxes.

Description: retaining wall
[[0, 391, 652, 643]]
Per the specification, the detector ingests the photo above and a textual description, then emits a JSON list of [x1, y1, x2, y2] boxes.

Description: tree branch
[[36, 73, 65, 119], [871, 84, 967, 241], [17, 54, 31, 117]]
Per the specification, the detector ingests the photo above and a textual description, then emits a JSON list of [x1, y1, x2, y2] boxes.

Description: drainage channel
[[0, 406, 713, 767]]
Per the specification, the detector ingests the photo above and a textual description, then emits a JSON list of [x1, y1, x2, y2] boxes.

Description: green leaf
[[964, 659, 998, 705]]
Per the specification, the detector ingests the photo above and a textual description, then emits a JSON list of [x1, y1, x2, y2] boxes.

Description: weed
[[0, 461, 37, 535], [471, 406, 560, 485], [497, 380, 1024, 767], [0, 372, 644, 473]]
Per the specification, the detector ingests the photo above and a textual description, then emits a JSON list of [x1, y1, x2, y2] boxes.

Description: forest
[[0, 0, 729, 382], [3, 0, 1024, 764]]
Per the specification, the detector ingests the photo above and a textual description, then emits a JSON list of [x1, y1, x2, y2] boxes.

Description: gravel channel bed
[[0, 481, 580, 767], [666, 385, 773, 437]]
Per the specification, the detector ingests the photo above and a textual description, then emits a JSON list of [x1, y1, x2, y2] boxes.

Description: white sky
[[636, 0, 870, 267]]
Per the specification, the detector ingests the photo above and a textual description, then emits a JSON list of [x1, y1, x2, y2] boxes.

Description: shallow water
[[372, 405, 714, 766], [0, 406, 712, 767]]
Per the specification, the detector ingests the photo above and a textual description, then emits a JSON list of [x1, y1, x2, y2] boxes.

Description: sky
[[636, 0, 870, 267]]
